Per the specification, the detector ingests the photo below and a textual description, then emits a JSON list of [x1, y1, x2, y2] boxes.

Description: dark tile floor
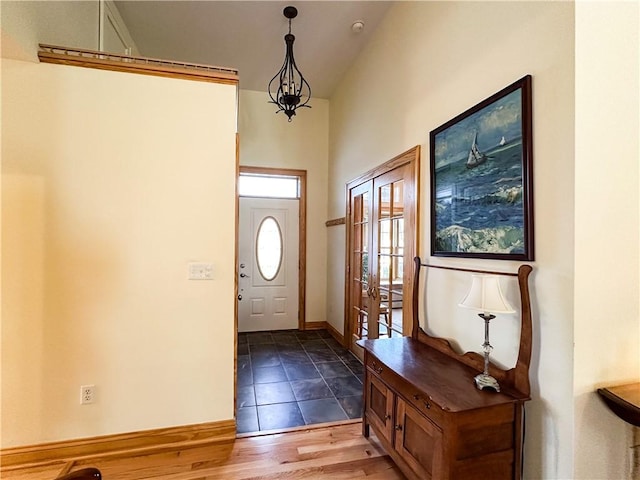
[[236, 329, 365, 433]]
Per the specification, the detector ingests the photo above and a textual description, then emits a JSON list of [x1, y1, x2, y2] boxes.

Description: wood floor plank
[[1, 423, 405, 480], [297, 437, 370, 454], [0, 462, 66, 479]]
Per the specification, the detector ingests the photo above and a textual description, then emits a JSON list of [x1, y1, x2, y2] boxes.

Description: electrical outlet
[[80, 385, 95, 404]]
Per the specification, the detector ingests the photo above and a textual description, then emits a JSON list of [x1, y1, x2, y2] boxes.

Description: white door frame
[[237, 166, 307, 331]]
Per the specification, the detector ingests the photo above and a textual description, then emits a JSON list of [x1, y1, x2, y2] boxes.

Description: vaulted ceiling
[[114, 1, 393, 99]]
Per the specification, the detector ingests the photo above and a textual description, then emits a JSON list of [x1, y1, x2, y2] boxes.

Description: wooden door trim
[[343, 146, 420, 348], [346, 147, 419, 191], [238, 166, 307, 331]]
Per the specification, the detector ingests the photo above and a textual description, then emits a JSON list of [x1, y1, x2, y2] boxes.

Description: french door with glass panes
[[346, 148, 419, 358]]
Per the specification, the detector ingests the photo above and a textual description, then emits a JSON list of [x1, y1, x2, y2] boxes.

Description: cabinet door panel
[[395, 398, 443, 479], [366, 374, 394, 443]]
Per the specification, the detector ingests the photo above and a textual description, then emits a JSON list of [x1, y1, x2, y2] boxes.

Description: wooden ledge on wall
[[38, 44, 239, 85], [0, 419, 236, 471], [325, 217, 345, 227]]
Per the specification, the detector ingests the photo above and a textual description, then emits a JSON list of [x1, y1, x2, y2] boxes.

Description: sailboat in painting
[[466, 131, 486, 169]]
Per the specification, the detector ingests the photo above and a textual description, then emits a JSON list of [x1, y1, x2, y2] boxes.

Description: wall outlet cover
[[80, 385, 95, 404]]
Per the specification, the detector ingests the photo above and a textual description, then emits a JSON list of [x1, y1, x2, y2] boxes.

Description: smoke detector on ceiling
[[351, 21, 365, 34]]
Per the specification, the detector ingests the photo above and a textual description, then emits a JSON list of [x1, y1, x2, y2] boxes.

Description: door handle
[[240, 273, 250, 278], [237, 294, 243, 301]]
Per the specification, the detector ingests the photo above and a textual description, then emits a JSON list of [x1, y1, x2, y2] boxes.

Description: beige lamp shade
[[459, 275, 515, 314]]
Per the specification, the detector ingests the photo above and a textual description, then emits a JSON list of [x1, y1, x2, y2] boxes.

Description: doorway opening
[[237, 167, 306, 332], [237, 167, 365, 435]]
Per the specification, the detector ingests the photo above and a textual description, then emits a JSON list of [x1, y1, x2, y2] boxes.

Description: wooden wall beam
[[38, 44, 238, 85]]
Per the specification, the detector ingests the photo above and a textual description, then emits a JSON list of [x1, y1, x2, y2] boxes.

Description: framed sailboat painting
[[429, 75, 534, 260]]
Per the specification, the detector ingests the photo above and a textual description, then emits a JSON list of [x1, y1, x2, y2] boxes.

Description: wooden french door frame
[[237, 166, 307, 331], [343, 146, 420, 351]]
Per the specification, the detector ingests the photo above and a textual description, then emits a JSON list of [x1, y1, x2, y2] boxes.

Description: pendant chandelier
[[268, 6, 311, 122]]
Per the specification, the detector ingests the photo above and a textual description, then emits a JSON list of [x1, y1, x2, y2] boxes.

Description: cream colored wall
[[238, 89, 328, 325], [0, 1, 99, 61], [327, 2, 577, 479], [0, 0, 138, 61], [574, 2, 640, 479], [1, 60, 237, 447]]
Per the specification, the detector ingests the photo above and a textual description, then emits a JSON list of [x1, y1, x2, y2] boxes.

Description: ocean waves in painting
[[434, 141, 526, 254], [435, 225, 524, 254]]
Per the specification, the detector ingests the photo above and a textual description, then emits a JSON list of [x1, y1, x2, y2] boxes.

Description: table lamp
[[459, 274, 515, 392]]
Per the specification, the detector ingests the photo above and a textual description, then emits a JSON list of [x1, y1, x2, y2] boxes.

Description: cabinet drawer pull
[[413, 394, 421, 400], [395, 424, 403, 431], [424, 401, 431, 409], [384, 414, 391, 420]]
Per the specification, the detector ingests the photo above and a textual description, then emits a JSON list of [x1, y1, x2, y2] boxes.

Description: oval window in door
[[256, 216, 283, 281]]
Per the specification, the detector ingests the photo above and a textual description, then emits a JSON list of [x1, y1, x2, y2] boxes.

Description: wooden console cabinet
[[359, 257, 533, 480]]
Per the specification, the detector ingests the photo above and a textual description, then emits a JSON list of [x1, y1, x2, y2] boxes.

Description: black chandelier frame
[[268, 6, 311, 121]]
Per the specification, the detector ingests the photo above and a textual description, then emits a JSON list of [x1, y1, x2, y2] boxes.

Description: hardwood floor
[[1, 422, 405, 480]]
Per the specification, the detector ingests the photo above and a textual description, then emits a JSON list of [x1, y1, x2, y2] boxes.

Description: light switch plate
[[188, 262, 213, 280]]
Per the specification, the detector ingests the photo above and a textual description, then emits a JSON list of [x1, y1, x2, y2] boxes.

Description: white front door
[[238, 197, 299, 332]]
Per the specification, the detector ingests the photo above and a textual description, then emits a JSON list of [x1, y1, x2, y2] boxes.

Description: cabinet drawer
[[367, 356, 399, 389], [367, 355, 445, 425], [405, 389, 445, 426], [366, 356, 386, 377]]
